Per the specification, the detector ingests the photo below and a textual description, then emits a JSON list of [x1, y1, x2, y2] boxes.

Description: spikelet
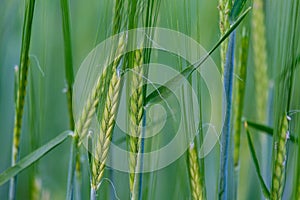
[[271, 116, 289, 199]]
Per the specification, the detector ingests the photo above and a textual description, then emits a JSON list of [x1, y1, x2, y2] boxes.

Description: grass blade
[[145, 7, 251, 106], [1, 131, 73, 186], [244, 120, 297, 143], [244, 120, 273, 135], [244, 122, 271, 198], [229, 0, 248, 22]]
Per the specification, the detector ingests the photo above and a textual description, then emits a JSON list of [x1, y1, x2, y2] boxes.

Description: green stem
[[60, 0, 75, 130], [60, 0, 81, 199], [218, 30, 236, 200], [10, 0, 36, 199], [90, 187, 97, 200], [233, 26, 249, 197]]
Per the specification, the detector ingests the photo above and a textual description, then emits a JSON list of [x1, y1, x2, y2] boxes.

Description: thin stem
[[60, 0, 81, 199], [218, 30, 236, 200], [233, 27, 249, 197], [90, 187, 97, 200], [60, 0, 75, 130], [66, 136, 77, 200], [197, 71, 207, 200]]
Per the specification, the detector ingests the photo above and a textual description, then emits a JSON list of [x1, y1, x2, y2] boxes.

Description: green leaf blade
[[245, 123, 270, 199], [0, 131, 72, 186], [229, 0, 248, 22], [145, 7, 252, 106]]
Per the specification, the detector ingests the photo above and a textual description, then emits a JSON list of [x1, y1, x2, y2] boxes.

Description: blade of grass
[[245, 120, 273, 135], [244, 120, 297, 143], [10, 0, 36, 199], [0, 131, 73, 186], [229, 0, 248, 22], [145, 7, 251, 106], [244, 122, 271, 198]]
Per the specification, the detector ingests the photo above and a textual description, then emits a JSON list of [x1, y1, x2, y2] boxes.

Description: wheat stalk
[[270, 116, 289, 199], [128, 49, 144, 199], [233, 27, 249, 169], [233, 27, 249, 198], [10, 0, 36, 199]]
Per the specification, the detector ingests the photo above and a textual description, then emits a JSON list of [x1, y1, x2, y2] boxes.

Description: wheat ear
[[188, 143, 203, 200], [75, 70, 106, 140], [218, 0, 231, 74], [271, 116, 289, 199], [91, 35, 125, 190], [10, 0, 36, 199]]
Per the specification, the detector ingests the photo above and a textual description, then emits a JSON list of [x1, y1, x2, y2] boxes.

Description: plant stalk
[[10, 0, 36, 199], [218, 30, 236, 200], [60, 0, 81, 199], [233, 26, 249, 197]]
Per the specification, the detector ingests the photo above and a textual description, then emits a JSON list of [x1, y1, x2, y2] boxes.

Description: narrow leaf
[[145, 7, 252, 106], [0, 131, 72, 186], [229, 0, 248, 22], [244, 120, 273, 135], [66, 137, 77, 200], [244, 122, 270, 198], [244, 119, 297, 143]]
